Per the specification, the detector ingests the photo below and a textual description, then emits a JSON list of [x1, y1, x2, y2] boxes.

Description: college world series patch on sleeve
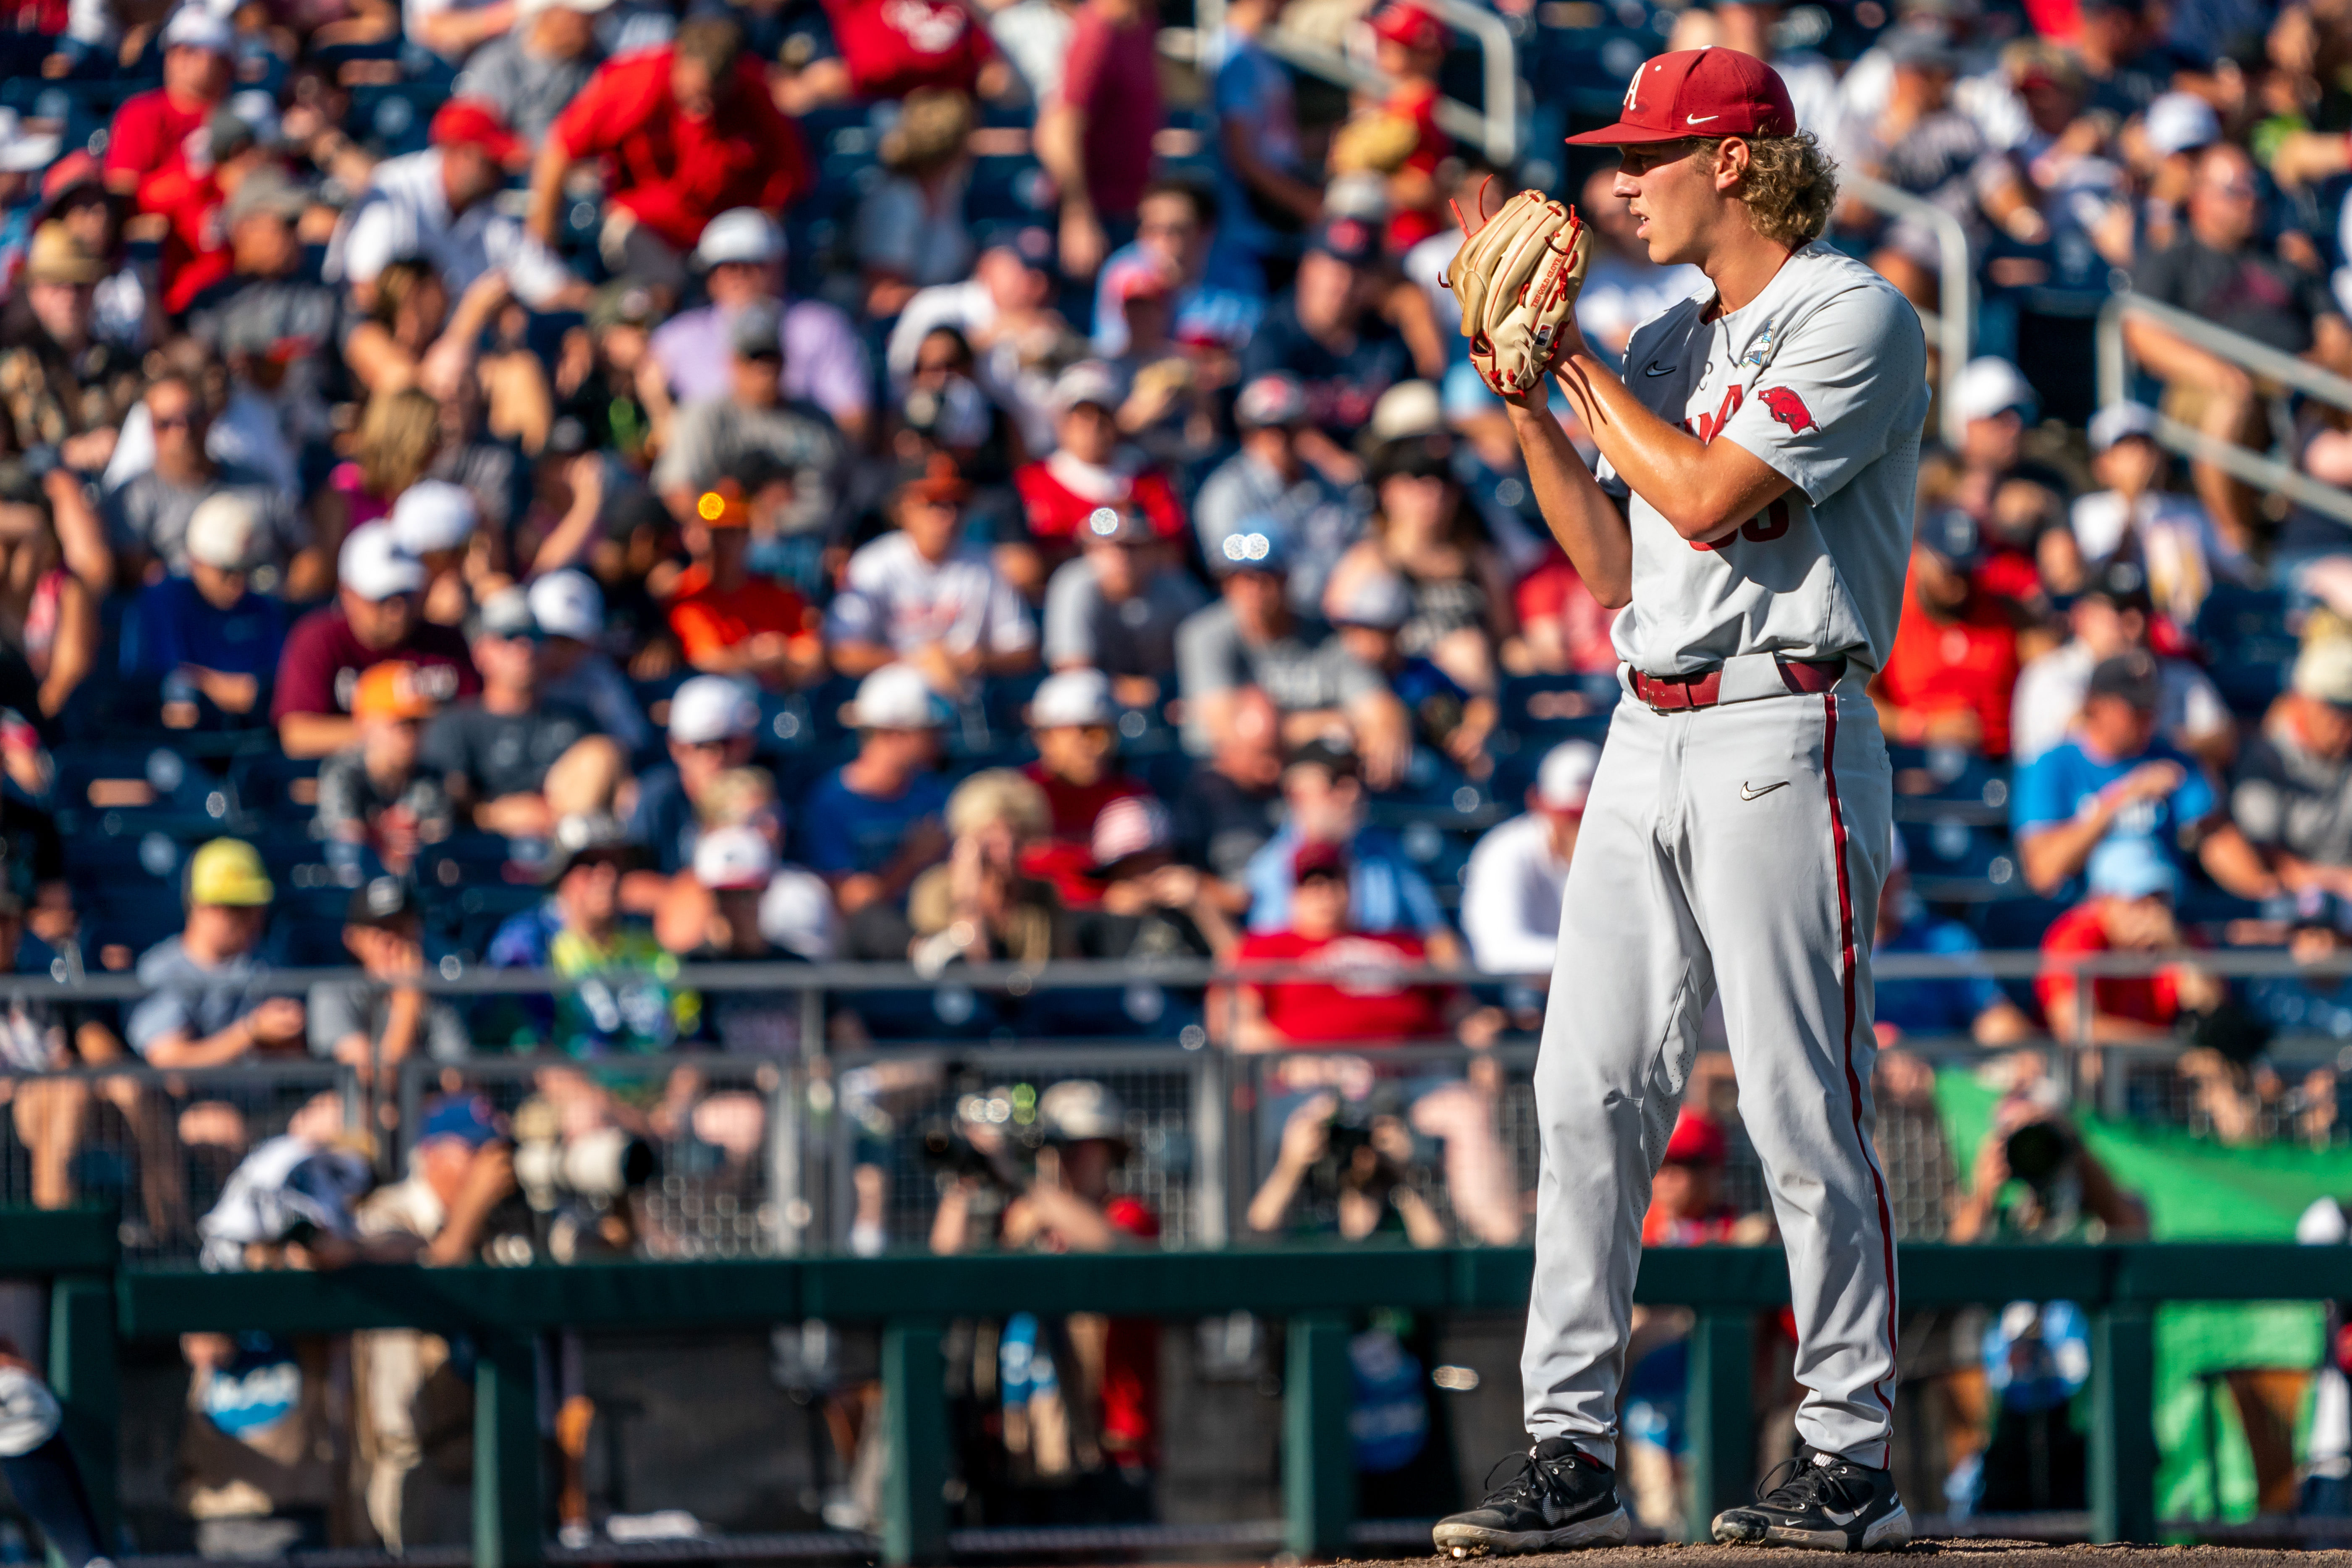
[[1756, 386, 1816, 435], [1757, 386, 1815, 435]]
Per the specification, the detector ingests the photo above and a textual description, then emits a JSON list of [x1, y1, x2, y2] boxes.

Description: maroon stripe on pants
[[1822, 692, 1898, 1462]]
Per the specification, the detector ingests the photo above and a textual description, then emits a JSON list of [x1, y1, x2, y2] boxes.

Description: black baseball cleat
[[1432, 1437, 1631, 1557], [1711, 1445, 1913, 1552]]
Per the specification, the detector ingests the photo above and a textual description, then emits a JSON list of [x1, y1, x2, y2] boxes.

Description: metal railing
[[1841, 173, 1973, 449], [2098, 289, 2352, 527]]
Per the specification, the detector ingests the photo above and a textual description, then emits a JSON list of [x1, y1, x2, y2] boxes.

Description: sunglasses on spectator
[[152, 414, 196, 431]]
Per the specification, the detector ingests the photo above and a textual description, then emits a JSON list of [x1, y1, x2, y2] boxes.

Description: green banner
[[1934, 1068, 2352, 1521]]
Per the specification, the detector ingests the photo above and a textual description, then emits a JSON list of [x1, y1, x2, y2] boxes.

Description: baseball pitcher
[[1431, 47, 1929, 1555]]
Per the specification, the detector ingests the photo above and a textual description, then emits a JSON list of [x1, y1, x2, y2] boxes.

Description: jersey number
[[1689, 497, 1793, 553]]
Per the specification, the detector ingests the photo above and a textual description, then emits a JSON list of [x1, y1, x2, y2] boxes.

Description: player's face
[[1611, 139, 1722, 268]]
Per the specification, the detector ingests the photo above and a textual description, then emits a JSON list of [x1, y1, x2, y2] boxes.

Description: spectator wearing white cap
[[1327, 566, 1496, 775], [626, 673, 760, 875], [1070, 793, 1238, 963], [1460, 741, 1598, 975], [1042, 504, 1206, 705], [101, 8, 233, 202], [797, 665, 953, 914], [453, 0, 609, 144], [644, 209, 873, 444], [1018, 668, 1155, 909], [1941, 355, 2076, 601], [1003, 359, 1186, 598], [389, 479, 481, 629], [2231, 639, 2352, 895], [529, 571, 652, 754], [2069, 401, 2237, 628], [272, 524, 482, 757], [122, 490, 288, 728], [828, 461, 1036, 695], [1192, 372, 1365, 613], [421, 589, 624, 840]]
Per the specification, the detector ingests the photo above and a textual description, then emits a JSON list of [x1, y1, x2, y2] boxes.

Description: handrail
[[1186, 0, 1520, 169], [2097, 288, 2352, 527], [1841, 172, 1972, 450]]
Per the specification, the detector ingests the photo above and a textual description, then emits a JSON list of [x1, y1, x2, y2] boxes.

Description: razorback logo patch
[[1758, 385, 1814, 435]]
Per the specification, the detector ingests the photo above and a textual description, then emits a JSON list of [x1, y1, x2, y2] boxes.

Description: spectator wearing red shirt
[[1640, 1110, 1756, 1248], [1873, 510, 2022, 757], [1339, 4, 1450, 254], [103, 8, 233, 202], [2035, 836, 2222, 1042], [1008, 361, 1185, 596], [1229, 842, 1464, 1047], [664, 482, 823, 690], [133, 100, 282, 316], [274, 525, 482, 759], [1513, 547, 1621, 675], [1035, 0, 1162, 279], [1017, 669, 1152, 908], [823, 0, 1000, 100], [528, 16, 812, 292]]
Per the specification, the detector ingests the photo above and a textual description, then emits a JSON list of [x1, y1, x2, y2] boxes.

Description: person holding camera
[[930, 1081, 1160, 1520], [1946, 1091, 2145, 1515], [1246, 1088, 1446, 1246]]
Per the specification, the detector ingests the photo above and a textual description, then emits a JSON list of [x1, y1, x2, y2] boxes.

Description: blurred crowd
[[3, 0, 2352, 1542]]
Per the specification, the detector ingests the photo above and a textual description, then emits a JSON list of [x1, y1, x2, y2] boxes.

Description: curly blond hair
[[1687, 131, 1839, 249]]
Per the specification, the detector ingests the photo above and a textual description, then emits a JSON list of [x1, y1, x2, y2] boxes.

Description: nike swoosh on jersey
[[1738, 780, 1790, 800], [1643, 361, 1677, 376]]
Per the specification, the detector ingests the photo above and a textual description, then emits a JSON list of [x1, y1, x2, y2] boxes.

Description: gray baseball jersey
[[1519, 246, 1925, 1477], [1596, 244, 1929, 677]]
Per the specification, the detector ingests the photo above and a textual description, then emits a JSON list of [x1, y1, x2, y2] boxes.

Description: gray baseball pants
[[1521, 673, 1899, 1468]]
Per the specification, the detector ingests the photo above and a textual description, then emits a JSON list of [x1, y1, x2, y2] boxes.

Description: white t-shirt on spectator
[[990, 0, 1074, 102], [2010, 639, 2231, 764], [2069, 487, 2238, 626], [1460, 811, 1571, 975], [825, 531, 1036, 657], [326, 150, 572, 308]]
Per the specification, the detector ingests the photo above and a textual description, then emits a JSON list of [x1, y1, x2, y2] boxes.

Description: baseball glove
[[1443, 182, 1591, 396]]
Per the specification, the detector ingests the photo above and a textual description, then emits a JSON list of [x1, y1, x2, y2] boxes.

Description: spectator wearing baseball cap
[[102, 8, 233, 204], [317, 662, 454, 876], [1339, 3, 1451, 254], [1090, 179, 1265, 361], [2013, 649, 2275, 900], [309, 877, 471, 1077], [422, 589, 625, 840], [2036, 835, 2225, 1044], [2010, 561, 2230, 770], [1016, 669, 1157, 908], [1176, 519, 1410, 789], [451, 0, 611, 144], [325, 99, 581, 312], [2229, 639, 2352, 892], [646, 207, 874, 442], [660, 482, 823, 692], [1327, 567, 1496, 775], [1873, 508, 2022, 757], [797, 665, 954, 914], [1241, 737, 1460, 964], [529, 571, 652, 755], [126, 839, 308, 1069], [649, 301, 850, 543], [103, 370, 313, 592], [1008, 361, 1188, 584], [828, 458, 1037, 693], [627, 673, 762, 875], [1238, 215, 1414, 463], [529, 16, 813, 289], [1193, 372, 1367, 613], [2069, 402, 2234, 629], [272, 524, 481, 759], [389, 480, 481, 629], [1042, 505, 1207, 704], [122, 491, 288, 730], [1069, 794, 1237, 970], [1462, 740, 1599, 975]]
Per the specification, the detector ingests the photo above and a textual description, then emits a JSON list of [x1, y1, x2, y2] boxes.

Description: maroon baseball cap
[[1293, 841, 1350, 882], [1565, 47, 1797, 145]]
